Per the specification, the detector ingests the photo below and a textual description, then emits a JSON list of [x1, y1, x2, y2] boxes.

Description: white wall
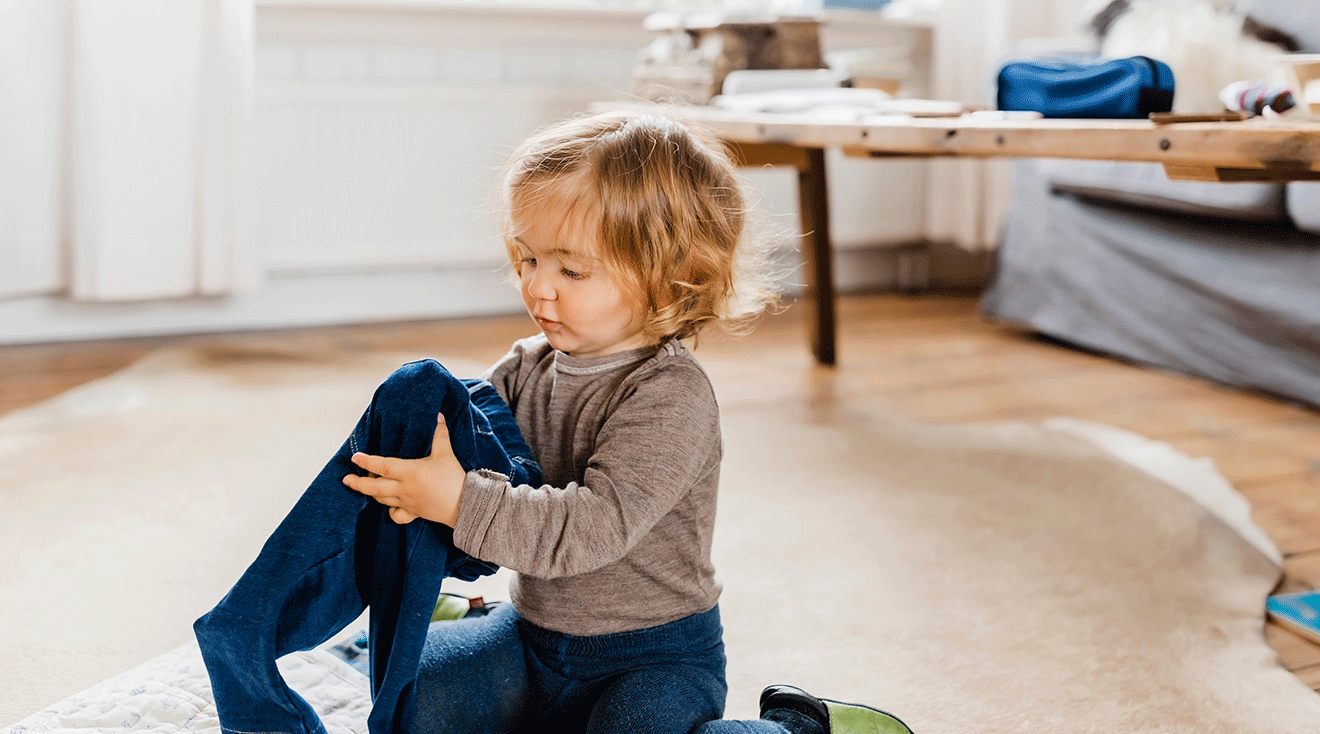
[[0, 2, 936, 345]]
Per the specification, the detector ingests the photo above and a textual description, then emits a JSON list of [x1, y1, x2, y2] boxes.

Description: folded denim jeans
[[193, 359, 540, 734]]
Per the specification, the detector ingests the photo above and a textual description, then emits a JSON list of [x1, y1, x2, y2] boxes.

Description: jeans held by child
[[193, 360, 541, 734]]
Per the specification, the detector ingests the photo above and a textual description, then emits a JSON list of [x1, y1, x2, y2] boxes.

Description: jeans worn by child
[[413, 603, 865, 734], [415, 602, 731, 734], [193, 360, 541, 734]]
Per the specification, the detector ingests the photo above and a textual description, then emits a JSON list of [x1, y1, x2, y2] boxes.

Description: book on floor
[[1267, 590, 1320, 645]]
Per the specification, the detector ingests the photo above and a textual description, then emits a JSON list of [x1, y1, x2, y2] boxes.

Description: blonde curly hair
[[498, 110, 780, 345]]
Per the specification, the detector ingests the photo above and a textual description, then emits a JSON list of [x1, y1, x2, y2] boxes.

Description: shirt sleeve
[[453, 362, 722, 579]]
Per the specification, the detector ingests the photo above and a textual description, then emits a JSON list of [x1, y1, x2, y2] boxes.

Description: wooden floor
[[3, 293, 1317, 692]]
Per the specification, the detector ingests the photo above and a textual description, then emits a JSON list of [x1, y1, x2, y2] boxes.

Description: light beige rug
[[2, 345, 1318, 732]]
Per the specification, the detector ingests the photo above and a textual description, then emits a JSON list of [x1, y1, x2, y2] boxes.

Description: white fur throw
[[1100, 0, 1290, 112]]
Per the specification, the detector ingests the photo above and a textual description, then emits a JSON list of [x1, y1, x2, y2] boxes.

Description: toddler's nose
[[527, 270, 556, 300]]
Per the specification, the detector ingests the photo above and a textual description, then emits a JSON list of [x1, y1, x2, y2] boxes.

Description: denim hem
[[221, 728, 322, 734]]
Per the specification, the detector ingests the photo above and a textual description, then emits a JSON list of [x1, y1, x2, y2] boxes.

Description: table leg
[[725, 140, 837, 366], [797, 147, 836, 366]]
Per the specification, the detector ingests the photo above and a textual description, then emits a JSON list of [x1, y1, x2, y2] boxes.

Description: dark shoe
[[760, 685, 914, 734]]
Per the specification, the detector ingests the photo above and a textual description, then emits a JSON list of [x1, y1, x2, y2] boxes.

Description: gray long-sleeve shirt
[[453, 335, 723, 635]]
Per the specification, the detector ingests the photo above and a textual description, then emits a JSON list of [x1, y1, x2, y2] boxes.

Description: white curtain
[[925, 0, 1092, 251], [0, 0, 66, 300], [0, 0, 258, 303]]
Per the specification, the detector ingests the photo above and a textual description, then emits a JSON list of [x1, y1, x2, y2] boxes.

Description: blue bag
[[997, 55, 1175, 118]]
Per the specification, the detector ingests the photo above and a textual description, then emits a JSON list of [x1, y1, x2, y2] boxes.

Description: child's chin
[[544, 334, 575, 354]]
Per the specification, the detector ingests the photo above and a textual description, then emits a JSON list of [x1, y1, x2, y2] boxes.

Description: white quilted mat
[[4, 642, 370, 734]]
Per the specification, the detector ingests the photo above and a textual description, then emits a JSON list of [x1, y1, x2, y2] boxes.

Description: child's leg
[[505, 605, 728, 734], [193, 360, 540, 734], [576, 603, 912, 734], [586, 663, 729, 734], [412, 603, 530, 734]]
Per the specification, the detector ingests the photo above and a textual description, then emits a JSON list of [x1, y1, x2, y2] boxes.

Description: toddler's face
[[511, 200, 651, 360]]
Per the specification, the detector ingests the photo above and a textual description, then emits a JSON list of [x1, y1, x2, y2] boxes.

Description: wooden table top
[[596, 103, 1320, 182]]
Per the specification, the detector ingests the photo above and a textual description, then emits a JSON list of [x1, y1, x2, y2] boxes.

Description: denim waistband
[[517, 605, 723, 662]]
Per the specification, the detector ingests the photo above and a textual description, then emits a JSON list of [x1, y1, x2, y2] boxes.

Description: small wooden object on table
[[632, 13, 826, 104]]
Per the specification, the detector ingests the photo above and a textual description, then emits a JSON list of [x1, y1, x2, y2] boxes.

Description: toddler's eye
[[561, 267, 589, 281]]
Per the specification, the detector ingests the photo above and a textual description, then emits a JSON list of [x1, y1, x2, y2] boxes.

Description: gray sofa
[[981, 0, 1320, 407]]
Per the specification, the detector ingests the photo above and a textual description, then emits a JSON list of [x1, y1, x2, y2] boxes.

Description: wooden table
[[596, 104, 1320, 365]]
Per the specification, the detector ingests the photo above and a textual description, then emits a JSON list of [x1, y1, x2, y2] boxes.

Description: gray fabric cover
[[983, 160, 1320, 407], [1287, 182, 1320, 234], [1039, 159, 1288, 222]]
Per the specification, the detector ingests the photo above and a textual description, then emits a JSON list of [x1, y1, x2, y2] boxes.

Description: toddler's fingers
[[352, 452, 406, 478], [389, 506, 418, 524], [342, 473, 399, 500]]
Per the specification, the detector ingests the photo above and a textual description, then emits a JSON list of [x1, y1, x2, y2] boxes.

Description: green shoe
[[430, 592, 499, 623], [760, 685, 914, 734], [429, 593, 472, 623]]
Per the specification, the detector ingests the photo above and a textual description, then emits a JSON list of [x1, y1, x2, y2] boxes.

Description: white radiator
[[256, 85, 616, 273], [253, 21, 641, 275]]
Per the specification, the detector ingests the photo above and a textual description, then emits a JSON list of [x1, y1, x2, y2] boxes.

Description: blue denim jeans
[[414, 604, 792, 734], [194, 360, 541, 734]]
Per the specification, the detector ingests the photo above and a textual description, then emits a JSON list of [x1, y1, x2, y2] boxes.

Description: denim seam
[[465, 380, 495, 394], [546, 635, 575, 709]]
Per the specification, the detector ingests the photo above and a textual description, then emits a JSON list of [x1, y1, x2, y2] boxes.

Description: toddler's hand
[[342, 414, 466, 527]]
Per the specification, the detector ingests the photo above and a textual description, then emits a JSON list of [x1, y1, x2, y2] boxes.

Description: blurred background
[[0, 0, 1091, 346]]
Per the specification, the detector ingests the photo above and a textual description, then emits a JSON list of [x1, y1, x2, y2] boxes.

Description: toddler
[[195, 110, 912, 734]]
